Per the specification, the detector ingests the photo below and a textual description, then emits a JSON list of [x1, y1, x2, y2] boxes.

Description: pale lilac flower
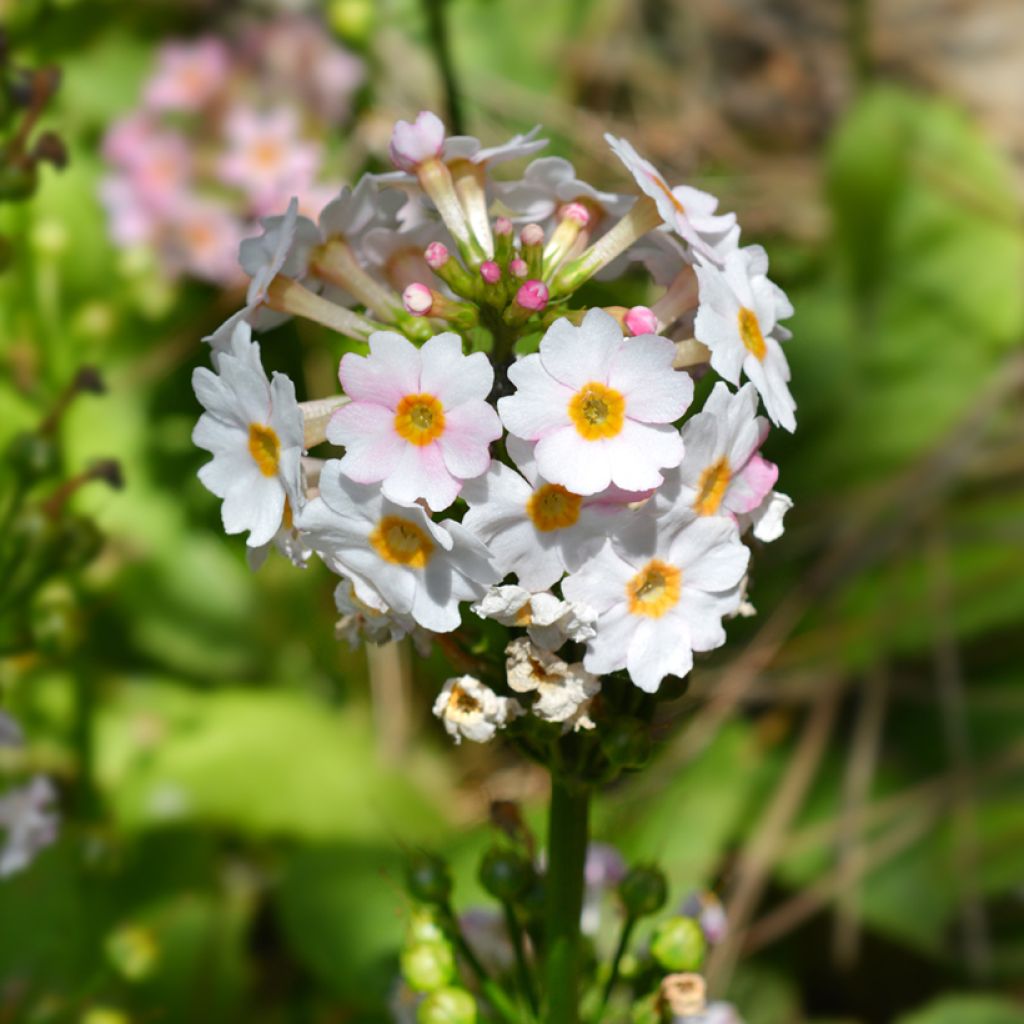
[[498, 308, 692, 495], [144, 37, 230, 112], [192, 321, 304, 548], [605, 134, 737, 261], [218, 106, 322, 215], [693, 247, 796, 432], [329, 331, 501, 511], [0, 777, 59, 878], [432, 675, 520, 744], [562, 511, 749, 692], [657, 382, 778, 523], [461, 437, 621, 591], [296, 463, 498, 633]]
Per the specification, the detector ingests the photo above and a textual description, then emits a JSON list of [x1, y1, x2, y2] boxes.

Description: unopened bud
[[403, 282, 435, 316], [479, 846, 533, 903], [618, 864, 668, 918], [493, 217, 513, 237], [479, 260, 501, 285], [559, 201, 590, 227], [6, 431, 59, 481], [389, 111, 445, 173], [417, 987, 477, 1024], [105, 924, 159, 982], [32, 131, 68, 170], [515, 280, 548, 312], [401, 940, 456, 993], [425, 242, 450, 270], [650, 916, 706, 973], [406, 908, 447, 946], [509, 258, 527, 279], [520, 224, 544, 248], [624, 305, 658, 337], [405, 851, 452, 906]]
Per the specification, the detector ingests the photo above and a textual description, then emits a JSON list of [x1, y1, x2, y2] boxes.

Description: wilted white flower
[[472, 585, 595, 651], [0, 776, 59, 877], [432, 675, 520, 745], [505, 637, 599, 730]]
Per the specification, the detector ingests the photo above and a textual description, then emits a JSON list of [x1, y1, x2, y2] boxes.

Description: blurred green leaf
[[895, 995, 1024, 1024]]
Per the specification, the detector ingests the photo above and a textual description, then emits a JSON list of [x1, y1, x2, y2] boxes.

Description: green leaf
[[895, 995, 1024, 1024]]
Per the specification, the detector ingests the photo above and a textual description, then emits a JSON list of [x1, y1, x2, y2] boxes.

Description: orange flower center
[[394, 393, 446, 446], [627, 559, 682, 618], [568, 381, 625, 440], [527, 483, 583, 532], [248, 423, 281, 477], [448, 683, 482, 714], [737, 307, 767, 361], [693, 456, 731, 516], [370, 515, 434, 568], [251, 139, 284, 170]]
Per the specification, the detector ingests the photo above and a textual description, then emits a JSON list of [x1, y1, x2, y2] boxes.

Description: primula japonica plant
[[191, 110, 796, 1024]]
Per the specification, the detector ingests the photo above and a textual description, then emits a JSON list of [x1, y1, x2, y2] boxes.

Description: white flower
[[296, 462, 498, 633], [505, 637, 599, 731], [657, 382, 779, 522], [738, 490, 793, 543], [329, 330, 501, 511], [192, 322, 304, 548], [693, 246, 796, 432], [562, 511, 749, 692], [471, 584, 597, 650], [319, 174, 405, 243], [0, 776, 59, 877], [461, 437, 623, 591], [334, 579, 419, 647], [498, 308, 692, 495], [432, 675, 520, 745], [605, 134, 737, 261], [389, 111, 447, 172], [441, 126, 547, 167]]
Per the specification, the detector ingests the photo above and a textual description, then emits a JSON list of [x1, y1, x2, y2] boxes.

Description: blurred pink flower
[[144, 37, 230, 112], [167, 197, 246, 285]]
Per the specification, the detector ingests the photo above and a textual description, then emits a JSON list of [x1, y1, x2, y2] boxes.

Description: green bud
[[405, 851, 452, 906], [5, 431, 59, 482], [0, 162, 37, 201], [629, 993, 660, 1024], [649, 916, 706, 973], [618, 865, 668, 919], [401, 940, 456, 993], [56, 516, 104, 572], [105, 924, 159, 982], [478, 845, 533, 904], [599, 718, 652, 770], [30, 585, 81, 656], [80, 1010, 130, 1024], [329, 0, 374, 44], [417, 986, 477, 1024], [406, 907, 447, 946]]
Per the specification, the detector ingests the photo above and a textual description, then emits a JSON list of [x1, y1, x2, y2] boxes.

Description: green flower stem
[[544, 776, 590, 1024], [597, 914, 636, 1018], [503, 899, 539, 1016]]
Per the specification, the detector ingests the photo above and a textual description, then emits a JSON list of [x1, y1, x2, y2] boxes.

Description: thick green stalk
[[544, 776, 590, 1024]]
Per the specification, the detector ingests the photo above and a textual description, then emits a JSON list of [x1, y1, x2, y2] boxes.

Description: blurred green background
[[1, 0, 1023, 1021]]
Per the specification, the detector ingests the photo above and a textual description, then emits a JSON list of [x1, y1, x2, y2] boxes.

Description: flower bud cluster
[[191, 111, 798, 740], [99, 19, 364, 285]]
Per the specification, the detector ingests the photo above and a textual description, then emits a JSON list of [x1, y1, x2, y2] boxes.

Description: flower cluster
[[192, 110, 796, 737], [100, 18, 363, 285]]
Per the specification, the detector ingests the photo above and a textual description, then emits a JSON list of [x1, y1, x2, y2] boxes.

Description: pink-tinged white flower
[[144, 37, 230, 112], [497, 308, 692, 495], [104, 118, 192, 212], [334, 578, 420, 648], [494, 155, 632, 230], [296, 463, 498, 632], [505, 637, 599, 730], [389, 111, 447, 173], [461, 436, 622, 591], [99, 176, 159, 246], [319, 174, 405, 243], [192, 321, 304, 548], [605, 134, 737, 261], [240, 202, 322, 284], [471, 584, 597, 650], [218, 106, 321, 214], [562, 511, 749, 692], [737, 489, 793, 543], [657, 382, 778, 524], [440, 125, 546, 167], [0, 776, 59, 878], [168, 196, 246, 284], [693, 246, 796, 432], [432, 675, 520, 745], [329, 331, 501, 511]]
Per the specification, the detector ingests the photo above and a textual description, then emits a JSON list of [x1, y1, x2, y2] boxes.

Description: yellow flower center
[[448, 683, 481, 715], [650, 172, 686, 215], [527, 483, 583, 532], [737, 307, 767, 361], [248, 423, 281, 477], [693, 456, 732, 516], [394, 393, 446, 446], [370, 515, 434, 568], [627, 559, 682, 618], [568, 381, 626, 440], [514, 603, 533, 626], [282, 497, 294, 530]]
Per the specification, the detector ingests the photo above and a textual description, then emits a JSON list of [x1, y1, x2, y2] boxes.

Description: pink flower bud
[[624, 305, 658, 336], [520, 223, 544, 247], [425, 241, 450, 269], [402, 282, 434, 316], [479, 260, 501, 284], [509, 258, 528, 279], [516, 280, 549, 312], [493, 216, 513, 237], [559, 201, 591, 226], [389, 111, 445, 173]]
